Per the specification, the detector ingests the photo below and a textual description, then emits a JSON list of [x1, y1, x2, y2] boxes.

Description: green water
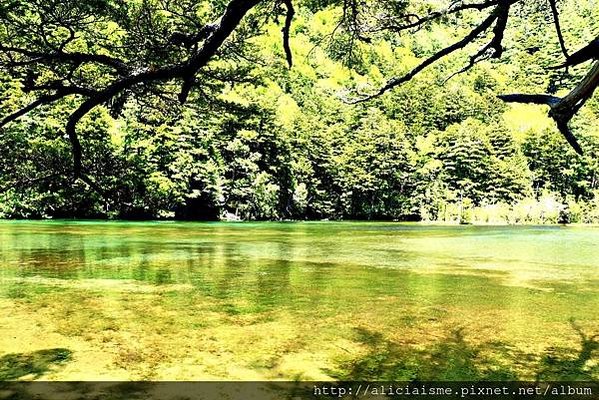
[[0, 221, 597, 381]]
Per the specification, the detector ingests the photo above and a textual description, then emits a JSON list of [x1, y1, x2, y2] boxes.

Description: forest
[[1, 0, 598, 223]]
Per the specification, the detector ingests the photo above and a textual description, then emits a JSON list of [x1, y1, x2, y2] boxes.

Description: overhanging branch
[[281, 0, 295, 68], [351, 6, 501, 103], [1, 0, 264, 186], [551, 38, 599, 70], [499, 61, 599, 155], [548, 0, 569, 60]]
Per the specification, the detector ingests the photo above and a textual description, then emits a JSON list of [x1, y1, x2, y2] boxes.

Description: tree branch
[[351, 6, 502, 103], [443, 0, 511, 83], [551, 38, 599, 70], [0, 45, 129, 74], [548, 0, 569, 59], [500, 61, 599, 155], [497, 94, 561, 106], [178, 0, 262, 104], [1, 0, 264, 188], [0, 94, 63, 128], [374, 1, 499, 33], [281, 0, 295, 68]]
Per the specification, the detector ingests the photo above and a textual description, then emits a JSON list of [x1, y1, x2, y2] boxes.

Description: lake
[[0, 221, 597, 381]]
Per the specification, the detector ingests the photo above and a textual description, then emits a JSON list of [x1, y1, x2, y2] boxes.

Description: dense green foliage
[[1, 1, 599, 222]]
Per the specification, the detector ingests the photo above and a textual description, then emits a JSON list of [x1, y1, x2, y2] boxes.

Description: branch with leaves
[[0, 0, 297, 188], [343, 0, 598, 154]]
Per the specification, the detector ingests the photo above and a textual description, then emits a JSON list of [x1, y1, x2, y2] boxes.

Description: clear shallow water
[[0, 221, 597, 380]]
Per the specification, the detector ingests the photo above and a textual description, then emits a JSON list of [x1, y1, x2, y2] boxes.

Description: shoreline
[[0, 218, 598, 227]]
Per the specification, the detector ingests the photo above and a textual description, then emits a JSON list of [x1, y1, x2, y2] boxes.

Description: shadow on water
[[535, 319, 599, 381], [0, 324, 597, 399], [328, 327, 520, 381], [329, 319, 598, 382], [0, 349, 72, 380]]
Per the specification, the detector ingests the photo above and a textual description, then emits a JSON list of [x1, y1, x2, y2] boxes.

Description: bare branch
[[548, 0, 569, 59], [281, 0, 295, 68], [178, 0, 261, 104], [500, 62, 599, 155], [497, 94, 560, 106], [444, 0, 511, 83], [0, 94, 63, 128], [551, 38, 599, 70], [0, 45, 129, 74], [372, 1, 499, 33]]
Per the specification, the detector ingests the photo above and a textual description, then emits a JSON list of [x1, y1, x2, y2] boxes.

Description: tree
[[335, 108, 416, 219], [334, 0, 598, 155], [0, 0, 292, 187], [1, 0, 598, 219]]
